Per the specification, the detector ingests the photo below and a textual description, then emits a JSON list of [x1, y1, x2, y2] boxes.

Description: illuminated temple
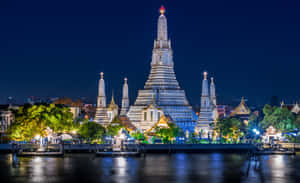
[[127, 6, 197, 132]]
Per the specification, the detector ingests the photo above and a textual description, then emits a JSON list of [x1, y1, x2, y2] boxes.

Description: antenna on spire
[[100, 72, 104, 79], [124, 77, 127, 84], [211, 77, 214, 83], [160, 5, 165, 14]]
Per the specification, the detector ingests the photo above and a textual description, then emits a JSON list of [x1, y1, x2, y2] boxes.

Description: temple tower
[[127, 6, 196, 132], [197, 72, 213, 137], [94, 72, 109, 126], [120, 78, 129, 116], [210, 77, 218, 121]]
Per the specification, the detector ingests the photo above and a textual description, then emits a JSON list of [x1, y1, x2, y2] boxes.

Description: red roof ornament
[[160, 6, 165, 14]]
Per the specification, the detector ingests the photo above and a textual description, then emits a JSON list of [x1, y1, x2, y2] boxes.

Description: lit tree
[[261, 104, 296, 132], [8, 104, 74, 141], [78, 121, 105, 142]]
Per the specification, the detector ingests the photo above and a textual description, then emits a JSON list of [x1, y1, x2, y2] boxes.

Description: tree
[[215, 118, 244, 143], [154, 123, 181, 143], [78, 121, 105, 142], [8, 104, 74, 141], [261, 105, 296, 132], [130, 131, 146, 143], [105, 116, 126, 137]]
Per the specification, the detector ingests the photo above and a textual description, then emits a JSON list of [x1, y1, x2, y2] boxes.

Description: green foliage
[[8, 104, 74, 141], [154, 123, 181, 143], [261, 105, 297, 132], [130, 131, 145, 141], [106, 124, 124, 137], [78, 121, 105, 141], [215, 118, 244, 143]]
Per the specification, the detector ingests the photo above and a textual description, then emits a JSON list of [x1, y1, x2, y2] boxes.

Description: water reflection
[[0, 153, 299, 183]]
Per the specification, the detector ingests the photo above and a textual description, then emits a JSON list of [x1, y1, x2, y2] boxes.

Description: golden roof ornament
[[159, 5, 165, 15]]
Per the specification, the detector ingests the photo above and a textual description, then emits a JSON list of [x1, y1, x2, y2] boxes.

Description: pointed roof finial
[[211, 77, 214, 83], [160, 5, 165, 15], [100, 72, 104, 79], [124, 77, 127, 84], [241, 97, 245, 103], [110, 91, 115, 105], [203, 71, 208, 80], [281, 100, 285, 107]]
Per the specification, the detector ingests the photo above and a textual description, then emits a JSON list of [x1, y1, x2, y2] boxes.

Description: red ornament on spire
[[160, 5, 165, 14]]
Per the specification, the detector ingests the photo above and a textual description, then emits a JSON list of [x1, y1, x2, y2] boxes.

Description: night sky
[[1, 0, 300, 107]]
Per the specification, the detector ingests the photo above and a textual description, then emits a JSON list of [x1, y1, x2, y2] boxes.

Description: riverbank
[[0, 143, 256, 153]]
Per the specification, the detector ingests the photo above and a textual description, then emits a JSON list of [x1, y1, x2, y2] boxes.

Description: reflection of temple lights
[[115, 157, 127, 176]]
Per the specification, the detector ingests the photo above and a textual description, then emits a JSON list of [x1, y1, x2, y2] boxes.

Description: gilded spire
[[110, 91, 115, 105], [100, 72, 104, 79]]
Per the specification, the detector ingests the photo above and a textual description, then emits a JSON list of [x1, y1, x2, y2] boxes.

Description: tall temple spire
[[127, 6, 196, 132], [197, 71, 213, 138], [201, 72, 210, 109], [210, 77, 216, 106], [94, 72, 109, 125], [121, 77, 129, 115], [97, 72, 106, 107]]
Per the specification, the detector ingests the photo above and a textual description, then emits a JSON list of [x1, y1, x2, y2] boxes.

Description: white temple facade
[[127, 6, 197, 132]]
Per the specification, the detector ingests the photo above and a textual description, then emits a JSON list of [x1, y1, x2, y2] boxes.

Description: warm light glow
[[71, 130, 77, 134], [160, 6, 165, 14], [35, 135, 40, 140]]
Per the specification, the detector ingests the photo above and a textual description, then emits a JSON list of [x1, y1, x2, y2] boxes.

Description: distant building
[[217, 105, 227, 118], [0, 105, 14, 133], [69, 107, 81, 119]]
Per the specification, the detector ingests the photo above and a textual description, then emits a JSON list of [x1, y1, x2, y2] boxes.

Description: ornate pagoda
[[127, 6, 197, 132]]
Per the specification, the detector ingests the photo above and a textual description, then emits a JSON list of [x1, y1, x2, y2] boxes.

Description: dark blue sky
[[0, 0, 299, 106]]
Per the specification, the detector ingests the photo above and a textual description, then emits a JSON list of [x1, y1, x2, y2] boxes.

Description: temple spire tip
[[100, 72, 104, 79], [160, 5, 165, 14], [203, 72, 208, 80]]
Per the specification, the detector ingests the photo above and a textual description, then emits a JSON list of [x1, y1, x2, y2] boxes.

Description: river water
[[0, 153, 300, 183]]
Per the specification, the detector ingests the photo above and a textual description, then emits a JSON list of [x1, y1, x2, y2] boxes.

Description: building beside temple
[[127, 6, 197, 133], [229, 97, 251, 123], [107, 94, 119, 122]]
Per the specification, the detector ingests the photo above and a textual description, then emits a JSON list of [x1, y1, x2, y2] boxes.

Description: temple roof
[[145, 114, 173, 135], [291, 103, 300, 114], [107, 94, 118, 110], [230, 97, 251, 116]]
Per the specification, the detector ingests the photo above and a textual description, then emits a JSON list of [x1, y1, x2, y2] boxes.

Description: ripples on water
[[1, 153, 300, 183]]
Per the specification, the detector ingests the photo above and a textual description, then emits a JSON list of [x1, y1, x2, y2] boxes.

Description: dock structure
[[95, 144, 141, 157], [254, 150, 296, 155], [16, 144, 64, 157]]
